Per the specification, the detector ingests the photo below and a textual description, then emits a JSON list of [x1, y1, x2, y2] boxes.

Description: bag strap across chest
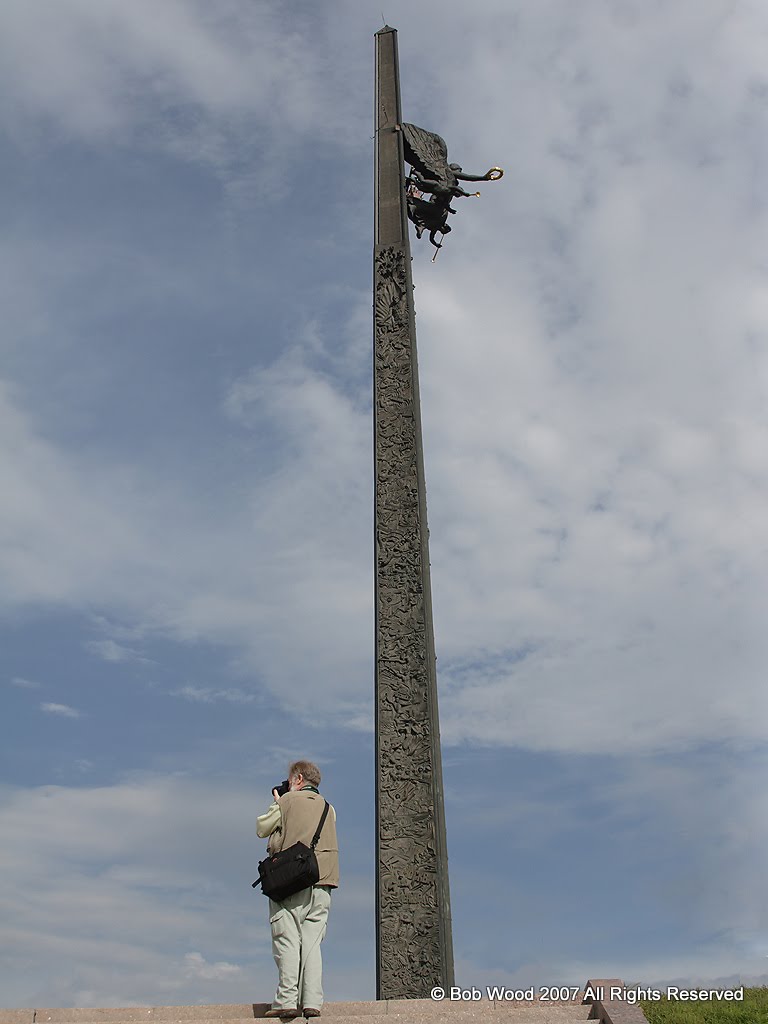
[[309, 799, 330, 850]]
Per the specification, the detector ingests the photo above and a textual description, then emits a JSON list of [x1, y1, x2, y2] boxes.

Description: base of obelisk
[[0, 980, 650, 1024]]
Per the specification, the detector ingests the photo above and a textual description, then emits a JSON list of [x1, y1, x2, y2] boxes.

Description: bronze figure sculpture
[[400, 123, 503, 254]]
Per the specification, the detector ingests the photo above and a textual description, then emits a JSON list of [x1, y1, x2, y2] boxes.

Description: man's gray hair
[[289, 760, 321, 787]]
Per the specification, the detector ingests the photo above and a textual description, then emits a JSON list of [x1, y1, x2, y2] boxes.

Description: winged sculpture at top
[[400, 123, 503, 255]]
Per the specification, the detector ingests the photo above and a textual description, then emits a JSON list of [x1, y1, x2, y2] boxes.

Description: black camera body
[[275, 778, 291, 797]]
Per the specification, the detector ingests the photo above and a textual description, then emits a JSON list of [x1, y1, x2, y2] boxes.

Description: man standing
[[257, 760, 339, 1019]]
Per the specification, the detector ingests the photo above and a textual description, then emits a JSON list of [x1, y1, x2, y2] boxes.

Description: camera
[[274, 779, 291, 797]]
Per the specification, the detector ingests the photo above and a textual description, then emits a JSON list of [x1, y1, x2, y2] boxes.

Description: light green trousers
[[269, 885, 332, 1010]]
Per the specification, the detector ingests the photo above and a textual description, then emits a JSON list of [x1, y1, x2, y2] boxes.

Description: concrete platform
[[0, 978, 650, 1024], [0, 1001, 593, 1024]]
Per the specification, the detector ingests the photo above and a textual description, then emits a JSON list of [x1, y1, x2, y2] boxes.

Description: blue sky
[[2, 0, 768, 1008]]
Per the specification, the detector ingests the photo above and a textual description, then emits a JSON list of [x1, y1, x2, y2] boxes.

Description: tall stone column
[[373, 26, 455, 1000]]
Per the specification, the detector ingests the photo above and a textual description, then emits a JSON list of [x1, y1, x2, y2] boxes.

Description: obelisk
[[373, 26, 455, 999]]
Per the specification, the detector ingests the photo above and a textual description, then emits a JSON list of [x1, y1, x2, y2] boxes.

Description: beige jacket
[[258, 789, 339, 889]]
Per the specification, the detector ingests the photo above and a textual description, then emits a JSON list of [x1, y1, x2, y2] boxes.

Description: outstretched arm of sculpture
[[407, 172, 474, 202], [452, 165, 504, 183]]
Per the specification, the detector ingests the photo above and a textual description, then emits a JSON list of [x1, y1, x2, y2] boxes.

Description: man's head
[[288, 759, 321, 790]]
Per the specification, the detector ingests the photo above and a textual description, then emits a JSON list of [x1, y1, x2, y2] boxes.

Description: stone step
[[2, 1018, 592, 1024], [285, 1016, 591, 1024], [0, 1006, 593, 1024]]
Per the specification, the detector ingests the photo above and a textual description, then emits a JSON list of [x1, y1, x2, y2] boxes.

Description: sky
[[1, 0, 767, 1009]]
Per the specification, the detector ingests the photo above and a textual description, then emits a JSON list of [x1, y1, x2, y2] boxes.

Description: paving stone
[[32, 1012, 154, 1022], [0, 996, 615, 1024], [1, 1011, 593, 1024], [316, 1005, 386, 1017], [155, 1010, 268, 1021]]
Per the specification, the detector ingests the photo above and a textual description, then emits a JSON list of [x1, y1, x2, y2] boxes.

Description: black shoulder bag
[[252, 799, 330, 902]]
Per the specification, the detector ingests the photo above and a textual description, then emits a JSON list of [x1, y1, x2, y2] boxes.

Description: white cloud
[[10, 676, 39, 688], [0, 319, 373, 717], [0, 380, 148, 610], [0, 0, 367, 193], [444, 743, 768, 992], [0, 0, 765, 765], [0, 775, 368, 1007], [40, 702, 81, 719], [84, 639, 151, 663], [1, 762, 763, 1007], [391, 0, 768, 756], [410, 241, 768, 754], [182, 951, 241, 980], [170, 686, 256, 705], [456, 953, 768, 995], [594, 751, 768, 949]]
